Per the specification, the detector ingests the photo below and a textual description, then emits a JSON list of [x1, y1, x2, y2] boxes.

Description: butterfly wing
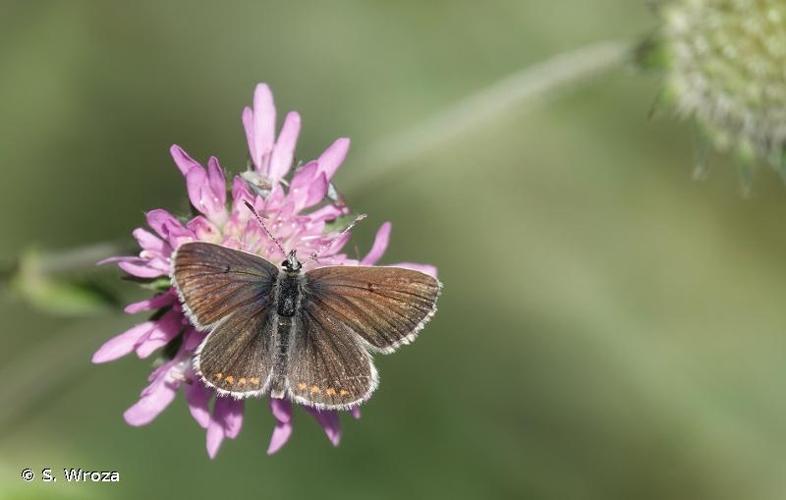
[[171, 242, 279, 397], [302, 265, 441, 354], [287, 265, 441, 409], [286, 307, 377, 409]]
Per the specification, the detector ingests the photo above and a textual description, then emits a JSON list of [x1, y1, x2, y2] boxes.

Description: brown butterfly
[[170, 231, 441, 410]]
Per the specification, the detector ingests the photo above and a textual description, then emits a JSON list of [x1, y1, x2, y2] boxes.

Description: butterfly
[[170, 237, 441, 410]]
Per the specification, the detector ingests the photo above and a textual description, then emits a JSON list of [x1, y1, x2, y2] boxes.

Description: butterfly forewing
[[301, 266, 441, 354], [171, 242, 278, 328], [171, 242, 279, 397]]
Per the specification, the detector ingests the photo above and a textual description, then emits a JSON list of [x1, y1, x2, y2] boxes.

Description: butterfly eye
[[282, 251, 302, 272]]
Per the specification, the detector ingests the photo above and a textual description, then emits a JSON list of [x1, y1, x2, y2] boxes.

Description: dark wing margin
[[171, 242, 279, 398], [301, 266, 442, 354]]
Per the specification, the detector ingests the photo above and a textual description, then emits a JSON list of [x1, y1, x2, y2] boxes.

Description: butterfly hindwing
[[171, 242, 279, 397], [195, 305, 276, 396], [286, 303, 377, 409]]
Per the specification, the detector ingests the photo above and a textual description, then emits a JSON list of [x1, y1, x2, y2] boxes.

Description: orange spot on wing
[[339, 389, 349, 396], [238, 378, 247, 386], [310, 385, 321, 394], [250, 377, 260, 385], [225, 376, 235, 385], [214, 373, 223, 380], [326, 388, 337, 396], [297, 383, 307, 391]]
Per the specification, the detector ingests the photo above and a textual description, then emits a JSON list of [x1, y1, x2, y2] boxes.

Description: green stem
[[36, 241, 129, 275], [0, 241, 129, 284], [345, 39, 631, 192]]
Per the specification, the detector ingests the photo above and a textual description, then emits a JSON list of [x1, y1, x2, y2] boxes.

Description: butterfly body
[[268, 270, 300, 398], [171, 242, 441, 410]]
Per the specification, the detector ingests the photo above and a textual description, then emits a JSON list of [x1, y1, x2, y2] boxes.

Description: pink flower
[[94, 83, 436, 458]]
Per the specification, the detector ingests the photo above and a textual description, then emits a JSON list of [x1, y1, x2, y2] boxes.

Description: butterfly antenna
[[311, 213, 367, 263], [243, 200, 287, 257]]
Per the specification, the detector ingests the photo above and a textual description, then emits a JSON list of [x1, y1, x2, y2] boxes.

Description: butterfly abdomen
[[269, 272, 303, 398]]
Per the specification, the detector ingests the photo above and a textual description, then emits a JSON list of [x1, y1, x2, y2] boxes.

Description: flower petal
[[270, 397, 292, 423], [92, 321, 154, 363], [205, 417, 225, 459], [185, 381, 212, 429], [170, 144, 202, 176], [304, 173, 329, 210], [183, 327, 206, 351], [186, 166, 226, 223], [206, 397, 245, 458], [389, 262, 438, 278], [307, 204, 347, 223], [206, 156, 227, 210], [317, 137, 350, 181], [288, 162, 328, 211], [267, 398, 293, 455], [96, 255, 135, 266], [361, 222, 391, 265], [187, 215, 221, 243], [305, 407, 342, 446], [146, 359, 176, 384], [118, 260, 167, 278], [267, 421, 293, 455], [185, 166, 209, 211], [123, 374, 178, 426], [244, 83, 277, 172], [289, 161, 318, 190], [132, 228, 167, 254], [351, 407, 362, 419], [320, 230, 352, 257], [135, 309, 183, 358], [146, 209, 180, 239], [218, 397, 244, 439], [232, 175, 254, 201], [242, 106, 256, 164], [124, 292, 175, 314], [146, 209, 193, 248], [269, 111, 301, 181]]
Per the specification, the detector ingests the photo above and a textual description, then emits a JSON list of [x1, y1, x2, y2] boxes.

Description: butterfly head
[[282, 250, 302, 274]]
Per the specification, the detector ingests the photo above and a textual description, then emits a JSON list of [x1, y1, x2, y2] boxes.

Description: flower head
[[643, 0, 786, 175], [94, 84, 435, 457]]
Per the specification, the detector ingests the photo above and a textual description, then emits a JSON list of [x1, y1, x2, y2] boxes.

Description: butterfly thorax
[[276, 270, 301, 317]]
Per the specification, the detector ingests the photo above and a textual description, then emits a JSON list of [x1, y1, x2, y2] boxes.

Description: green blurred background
[[3, 1, 786, 499]]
